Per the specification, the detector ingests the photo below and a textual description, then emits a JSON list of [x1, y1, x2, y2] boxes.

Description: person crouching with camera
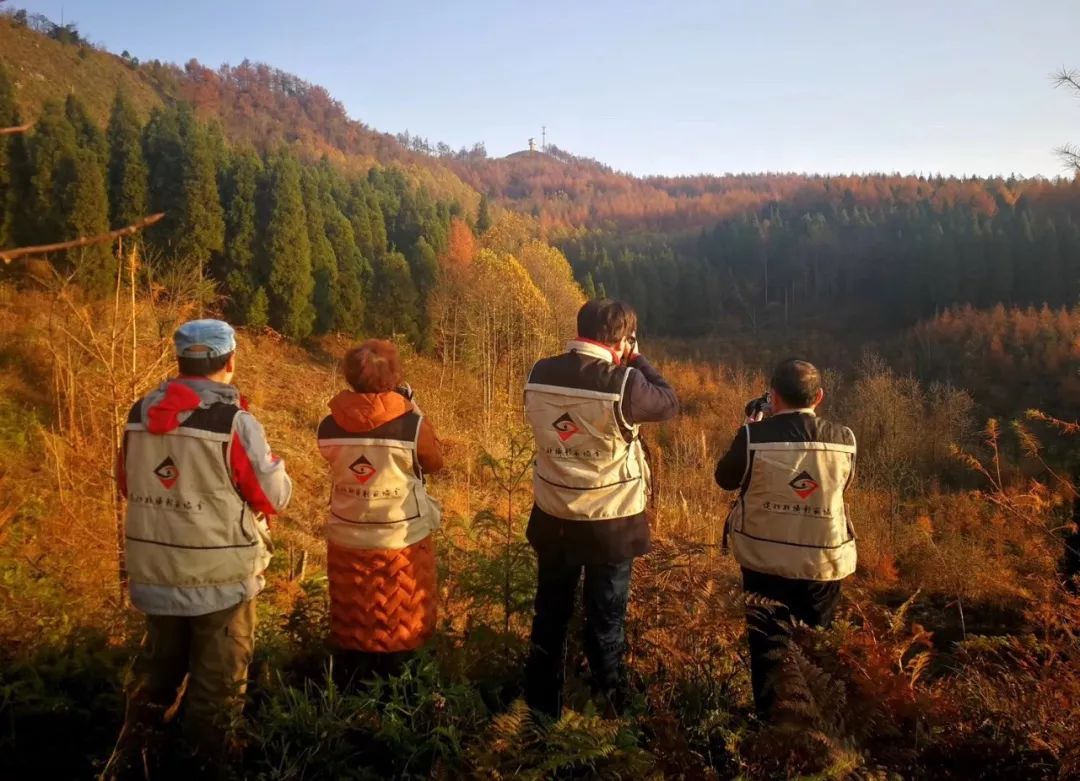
[[714, 359, 857, 720], [316, 339, 445, 684]]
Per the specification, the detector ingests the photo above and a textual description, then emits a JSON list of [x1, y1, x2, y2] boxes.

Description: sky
[[10, 0, 1080, 178]]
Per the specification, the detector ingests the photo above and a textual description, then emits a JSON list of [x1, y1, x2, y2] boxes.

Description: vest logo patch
[[789, 470, 819, 499], [153, 457, 179, 489], [349, 455, 377, 484], [552, 412, 580, 442]]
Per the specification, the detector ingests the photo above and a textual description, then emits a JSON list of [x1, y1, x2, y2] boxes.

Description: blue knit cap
[[173, 319, 237, 358]]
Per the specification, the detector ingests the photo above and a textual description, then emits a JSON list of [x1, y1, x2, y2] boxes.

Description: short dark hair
[[178, 351, 234, 378], [770, 359, 821, 408], [577, 298, 638, 343]]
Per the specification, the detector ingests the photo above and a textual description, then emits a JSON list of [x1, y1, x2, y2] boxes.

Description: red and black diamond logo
[[552, 412, 580, 442], [789, 470, 819, 499], [349, 455, 377, 484], [154, 457, 179, 489]]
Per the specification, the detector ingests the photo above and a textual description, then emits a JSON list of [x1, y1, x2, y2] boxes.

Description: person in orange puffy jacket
[[317, 339, 445, 682]]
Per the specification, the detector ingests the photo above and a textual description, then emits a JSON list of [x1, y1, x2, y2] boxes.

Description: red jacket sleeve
[[229, 412, 293, 517]]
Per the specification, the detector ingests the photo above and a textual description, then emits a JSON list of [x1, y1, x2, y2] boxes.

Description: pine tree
[[25, 101, 78, 244], [56, 147, 113, 292], [302, 167, 338, 333], [476, 192, 492, 234], [143, 104, 224, 268], [142, 105, 184, 251], [345, 181, 375, 261], [260, 151, 314, 339], [219, 146, 262, 322], [367, 191, 388, 260], [174, 106, 224, 267], [25, 101, 112, 289], [65, 94, 107, 170], [247, 286, 270, 329], [319, 164, 368, 334], [106, 91, 148, 229], [582, 271, 597, 300], [367, 251, 420, 344], [0, 64, 27, 248]]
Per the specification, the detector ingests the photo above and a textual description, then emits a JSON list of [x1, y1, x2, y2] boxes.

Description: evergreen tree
[[319, 164, 368, 334], [367, 251, 420, 344], [367, 191, 388, 260], [345, 182, 375, 261], [219, 146, 262, 322], [407, 236, 439, 347], [476, 193, 492, 234], [25, 101, 77, 243], [143, 104, 224, 268], [0, 64, 27, 248], [582, 272, 597, 299], [106, 91, 148, 229], [247, 286, 270, 330], [65, 94, 107, 170], [142, 105, 184, 251], [24, 101, 112, 289], [302, 167, 337, 333], [260, 152, 314, 339], [56, 147, 113, 291], [174, 106, 224, 267]]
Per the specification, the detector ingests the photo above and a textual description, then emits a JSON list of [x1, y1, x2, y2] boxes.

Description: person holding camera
[[714, 359, 856, 719], [523, 298, 679, 719], [316, 339, 445, 683]]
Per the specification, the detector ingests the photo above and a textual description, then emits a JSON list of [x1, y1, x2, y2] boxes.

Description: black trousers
[[523, 550, 634, 719], [741, 567, 842, 718]]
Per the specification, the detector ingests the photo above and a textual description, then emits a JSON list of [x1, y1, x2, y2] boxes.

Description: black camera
[[744, 393, 771, 419], [395, 382, 415, 401]]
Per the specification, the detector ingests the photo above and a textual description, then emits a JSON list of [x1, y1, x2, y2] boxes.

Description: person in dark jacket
[[523, 298, 679, 719], [715, 359, 856, 719]]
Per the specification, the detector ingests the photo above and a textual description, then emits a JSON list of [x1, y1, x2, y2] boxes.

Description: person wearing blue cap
[[108, 318, 293, 775]]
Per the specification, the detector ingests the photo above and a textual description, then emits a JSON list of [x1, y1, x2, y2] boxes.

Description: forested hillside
[[2, 9, 1080, 779], [0, 11, 584, 365], [0, 12, 475, 204], [402, 115, 1080, 345]]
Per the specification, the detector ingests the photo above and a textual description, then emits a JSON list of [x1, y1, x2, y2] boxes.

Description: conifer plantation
[[1, 10, 1079, 780]]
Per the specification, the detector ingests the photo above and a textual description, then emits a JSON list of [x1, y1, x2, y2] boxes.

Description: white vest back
[[318, 411, 440, 550], [728, 423, 857, 581], [124, 405, 272, 596], [525, 359, 650, 522]]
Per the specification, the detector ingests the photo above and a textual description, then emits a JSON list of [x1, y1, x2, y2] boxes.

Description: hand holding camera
[[744, 392, 771, 423], [623, 333, 640, 365], [396, 382, 424, 415]]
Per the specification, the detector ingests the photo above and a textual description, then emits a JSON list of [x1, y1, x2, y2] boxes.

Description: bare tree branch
[[0, 213, 165, 264], [1053, 69, 1080, 172], [1052, 67, 1080, 95], [1057, 144, 1080, 173], [0, 123, 32, 136]]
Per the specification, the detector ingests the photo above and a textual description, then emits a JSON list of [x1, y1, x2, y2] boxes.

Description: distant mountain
[[0, 12, 476, 208]]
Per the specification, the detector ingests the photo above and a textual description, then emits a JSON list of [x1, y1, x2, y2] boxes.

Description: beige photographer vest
[[728, 421, 857, 581], [318, 411, 441, 550], [525, 343, 650, 522], [125, 405, 272, 601]]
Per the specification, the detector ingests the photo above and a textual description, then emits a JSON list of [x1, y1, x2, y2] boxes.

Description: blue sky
[[11, 0, 1080, 177]]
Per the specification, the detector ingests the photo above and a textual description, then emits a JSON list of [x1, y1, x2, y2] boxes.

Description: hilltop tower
[[528, 137, 536, 152]]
